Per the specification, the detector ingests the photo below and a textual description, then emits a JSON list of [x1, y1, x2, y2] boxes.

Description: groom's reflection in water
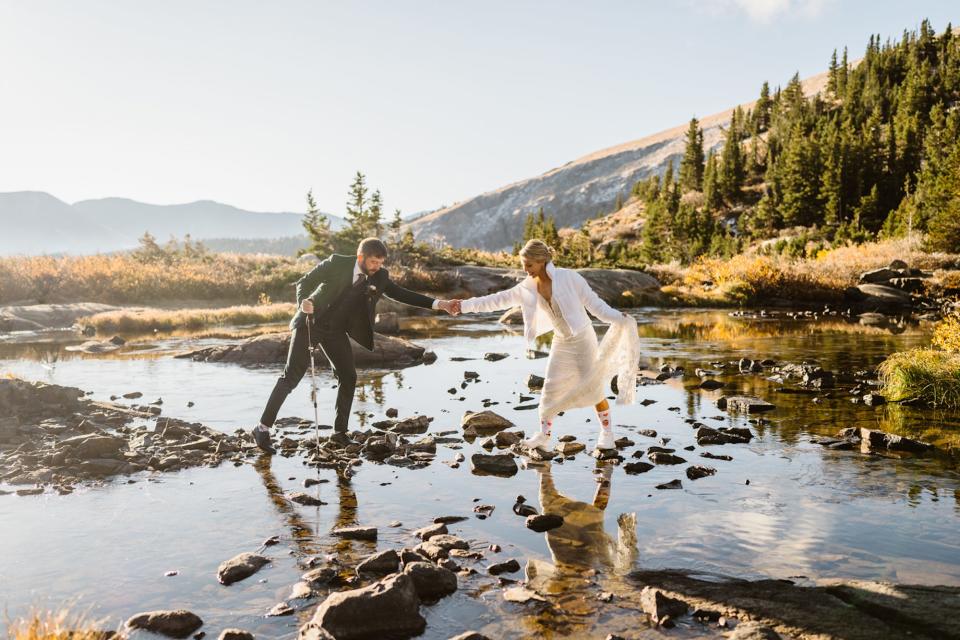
[[252, 454, 371, 599], [522, 461, 638, 632]]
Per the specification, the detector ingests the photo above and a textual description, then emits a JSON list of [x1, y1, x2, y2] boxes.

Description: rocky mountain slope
[[407, 71, 830, 251]]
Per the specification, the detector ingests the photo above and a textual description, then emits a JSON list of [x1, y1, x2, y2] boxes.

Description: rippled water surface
[[1, 309, 959, 638]]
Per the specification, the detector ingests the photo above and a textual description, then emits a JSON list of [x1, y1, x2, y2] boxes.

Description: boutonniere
[[366, 284, 380, 297]]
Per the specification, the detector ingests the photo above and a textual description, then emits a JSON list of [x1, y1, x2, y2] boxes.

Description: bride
[[455, 239, 640, 452]]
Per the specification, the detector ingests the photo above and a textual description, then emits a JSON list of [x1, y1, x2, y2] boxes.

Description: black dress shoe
[[251, 426, 276, 454]]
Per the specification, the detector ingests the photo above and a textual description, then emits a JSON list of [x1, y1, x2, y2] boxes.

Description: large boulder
[[577, 268, 662, 304], [461, 410, 514, 435], [470, 453, 518, 477], [301, 573, 426, 640], [0, 302, 121, 332], [402, 561, 458, 601], [177, 332, 430, 369], [851, 283, 913, 308]]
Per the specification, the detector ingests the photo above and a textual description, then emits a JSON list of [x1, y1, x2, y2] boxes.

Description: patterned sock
[[596, 408, 612, 432], [540, 417, 553, 436]]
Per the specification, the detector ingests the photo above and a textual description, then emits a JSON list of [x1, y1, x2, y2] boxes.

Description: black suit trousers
[[259, 320, 357, 432]]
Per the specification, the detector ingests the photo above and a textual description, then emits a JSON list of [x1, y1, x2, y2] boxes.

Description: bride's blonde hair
[[519, 239, 554, 263]]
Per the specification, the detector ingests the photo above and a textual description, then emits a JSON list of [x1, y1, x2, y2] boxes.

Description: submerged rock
[[331, 526, 377, 541], [470, 453, 518, 477], [639, 587, 688, 623], [685, 465, 717, 480], [525, 514, 564, 532]]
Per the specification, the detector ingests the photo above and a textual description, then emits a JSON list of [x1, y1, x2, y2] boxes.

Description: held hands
[[300, 299, 314, 314], [437, 299, 462, 316]]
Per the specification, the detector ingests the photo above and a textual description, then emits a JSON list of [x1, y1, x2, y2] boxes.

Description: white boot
[[595, 407, 616, 450], [523, 431, 552, 451]]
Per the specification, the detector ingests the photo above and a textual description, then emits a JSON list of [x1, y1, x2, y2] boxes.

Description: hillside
[[0, 191, 342, 256], [406, 71, 831, 251]]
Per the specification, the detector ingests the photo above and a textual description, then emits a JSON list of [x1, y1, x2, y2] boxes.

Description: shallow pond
[[1, 309, 959, 639]]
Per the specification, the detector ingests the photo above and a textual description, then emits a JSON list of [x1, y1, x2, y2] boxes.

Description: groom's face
[[358, 253, 386, 275]]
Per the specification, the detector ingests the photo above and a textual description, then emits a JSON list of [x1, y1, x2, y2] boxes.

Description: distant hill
[[0, 191, 342, 256], [407, 70, 831, 251], [200, 235, 311, 256]]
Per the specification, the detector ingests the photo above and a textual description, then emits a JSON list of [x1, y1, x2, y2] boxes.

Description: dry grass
[[932, 313, 960, 353], [672, 238, 960, 306], [6, 609, 114, 640], [77, 303, 295, 334], [389, 264, 462, 292], [0, 253, 303, 305], [879, 349, 960, 408]]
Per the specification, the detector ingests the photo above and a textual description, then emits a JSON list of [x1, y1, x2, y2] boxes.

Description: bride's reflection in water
[[523, 461, 638, 632]]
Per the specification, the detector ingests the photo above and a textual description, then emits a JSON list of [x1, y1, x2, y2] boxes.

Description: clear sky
[[0, 1, 955, 216]]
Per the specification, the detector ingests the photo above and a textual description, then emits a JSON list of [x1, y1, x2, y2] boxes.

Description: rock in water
[[721, 395, 776, 413], [289, 492, 326, 506], [656, 479, 683, 490], [470, 453, 518, 477], [624, 461, 654, 474], [402, 561, 458, 601], [526, 514, 564, 532], [217, 552, 270, 585], [126, 610, 203, 638], [526, 374, 545, 390], [727, 622, 782, 639], [331, 526, 378, 541], [356, 549, 400, 575], [302, 573, 425, 640], [461, 410, 514, 434], [685, 465, 717, 480], [487, 559, 521, 575], [639, 587, 688, 623], [218, 630, 254, 640], [649, 452, 686, 465]]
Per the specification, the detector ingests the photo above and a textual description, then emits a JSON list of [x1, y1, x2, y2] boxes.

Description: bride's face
[[521, 257, 546, 278]]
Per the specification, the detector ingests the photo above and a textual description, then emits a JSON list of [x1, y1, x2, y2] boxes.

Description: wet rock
[[646, 445, 675, 454], [356, 549, 400, 575], [484, 352, 509, 361], [699, 379, 724, 390], [640, 587, 688, 623], [289, 581, 316, 600], [701, 452, 733, 461], [526, 514, 564, 532], [331, 526, 377, 541], [656, 479, 683, 490], [266, 602, 295, 617], [374, 415, 432, 435], [859, 428, 933, 454], [290, 492, 327, 507], [434, 515, 470, 524], [414, 522, 448, 540], [649, 452, 686, 465], [461, 410, 514, 434], [470, 453, 518, 477], [303, 573, 425, 640], [301, 566, 339, 588], [862, 392, 886, 406], [218, 629, 254, 640], [721, 395, 775, 413], [488, 559, 521, 575], [125, 610, 203, 638], [217, 552, 270, 585], [502, 587, 546, 604], [385, 407, 399, 418], [526, 374, 545, 390], [495, 430, 523, 447], [685, 465, 717, 480], [513, 495, 537, 517], [696, 426, 750, 446], [556, 441, 585, 455], [403, 560, 458, 601], [374, 312, 400, 334], [60, 433, 126, 458], [624, 461, 654, 474]]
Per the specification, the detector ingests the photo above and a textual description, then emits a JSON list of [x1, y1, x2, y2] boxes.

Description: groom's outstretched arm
[[383, 276, 436, 309]]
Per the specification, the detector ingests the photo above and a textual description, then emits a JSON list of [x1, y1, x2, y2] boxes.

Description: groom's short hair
[[358, 237, 388, 258]]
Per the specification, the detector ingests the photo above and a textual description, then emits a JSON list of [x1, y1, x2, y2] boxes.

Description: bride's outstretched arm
[[459, 284, 523, 314]]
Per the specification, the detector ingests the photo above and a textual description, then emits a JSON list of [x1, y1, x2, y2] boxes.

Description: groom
[[251, 237, 459, 453]]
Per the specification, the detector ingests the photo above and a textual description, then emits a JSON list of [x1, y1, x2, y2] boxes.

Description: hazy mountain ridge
[[407, 70, 831, 251], [0, 192, 342, 256]]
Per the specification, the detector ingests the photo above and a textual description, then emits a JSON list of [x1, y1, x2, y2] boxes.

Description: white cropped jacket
[[460, 262, 625, 344]]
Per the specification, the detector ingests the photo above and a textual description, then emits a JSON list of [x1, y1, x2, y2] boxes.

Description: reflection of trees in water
[[520, 463, 638, 636]]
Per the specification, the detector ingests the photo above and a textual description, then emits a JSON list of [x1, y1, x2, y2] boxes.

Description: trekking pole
[[304, 314, 322, 457]]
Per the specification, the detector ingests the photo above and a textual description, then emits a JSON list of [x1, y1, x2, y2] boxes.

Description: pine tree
[[389, 208, 403, 244], [827, 49, 839, 96], [778, 126, 821, 227], [702, 150, 722, 211], [679, 117, 705, 192], [368, 189, 384, 237], [302, 189, 334, 256], [754, 81, 772, 132], [718, 108, 745, 201], [339, 171, 370, 247]]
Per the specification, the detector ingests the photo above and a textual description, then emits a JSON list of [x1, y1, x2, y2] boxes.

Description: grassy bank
[[656, 238, 960, 307], [880, 313, 960, 409], [77, 303, 295, 334], [6, 609, 113, 640]]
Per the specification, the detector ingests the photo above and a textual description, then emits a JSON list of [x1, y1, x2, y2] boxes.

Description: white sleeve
[[574, 272, 624, 324], [460, 284, 524, 314]]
